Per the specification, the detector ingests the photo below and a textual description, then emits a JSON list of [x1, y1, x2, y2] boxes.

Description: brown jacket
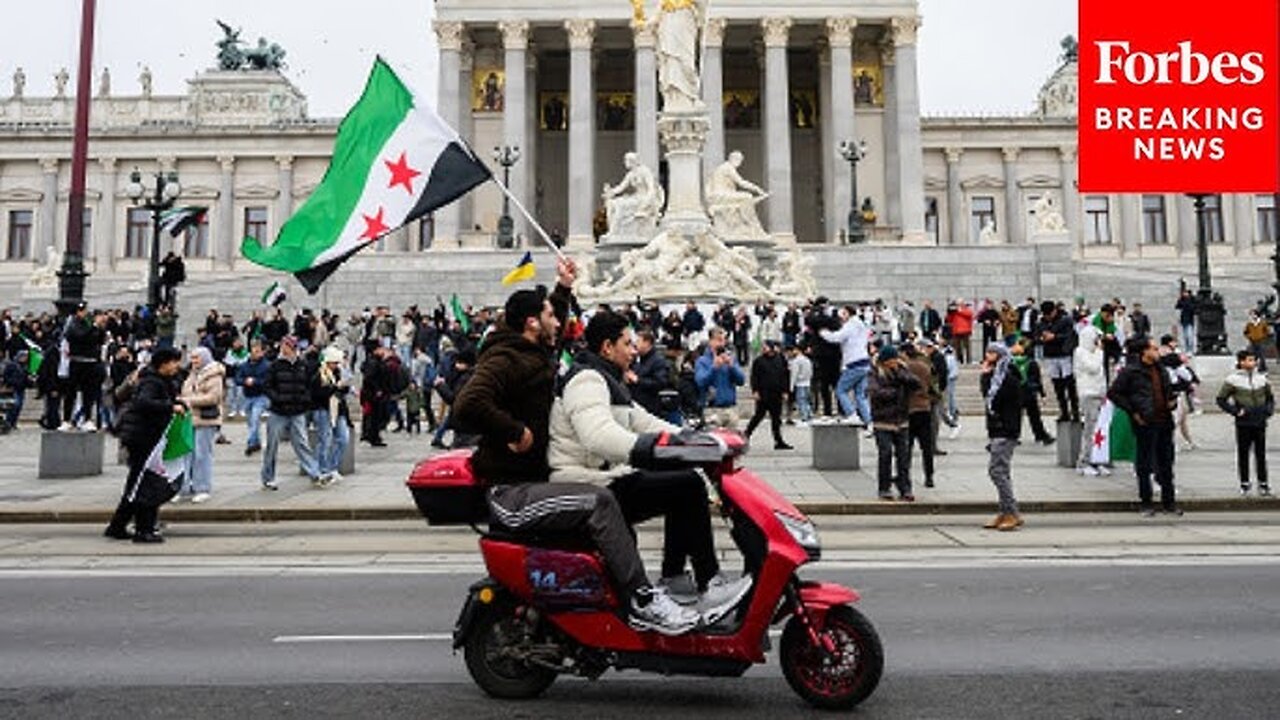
[[904, 357, 935, 415], [181, 363, 225, 428]]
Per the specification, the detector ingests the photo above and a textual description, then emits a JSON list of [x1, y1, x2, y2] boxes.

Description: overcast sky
[[0, 0, 1076, 118]]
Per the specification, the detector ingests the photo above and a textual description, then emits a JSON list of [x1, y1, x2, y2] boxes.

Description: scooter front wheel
[[780, 604, 883, 710], [463, 607, 557, 699]]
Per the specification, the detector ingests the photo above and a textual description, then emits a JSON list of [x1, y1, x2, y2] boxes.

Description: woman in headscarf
[[179, 346, 225, 503], [980, 342, 1023, 531]]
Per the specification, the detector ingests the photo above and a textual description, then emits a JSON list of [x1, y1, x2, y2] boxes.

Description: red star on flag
[[1093, 429, 1106, 448], [359, 207, 390, 241], [385, 151, 422, 195]]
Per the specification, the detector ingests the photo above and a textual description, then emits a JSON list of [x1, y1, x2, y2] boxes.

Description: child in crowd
[[1217, 350, 1274, 497]]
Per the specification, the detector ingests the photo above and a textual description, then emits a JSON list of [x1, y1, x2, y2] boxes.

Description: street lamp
[[126, 168, 181, 310], [1187, 193, 1227, 355], [492, 145, 521, 249], [839, 139, 869, 244]]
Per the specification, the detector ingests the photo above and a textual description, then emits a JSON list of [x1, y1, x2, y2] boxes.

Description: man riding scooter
[[452, 263, 699, 636], [548, 311, 753, 621]]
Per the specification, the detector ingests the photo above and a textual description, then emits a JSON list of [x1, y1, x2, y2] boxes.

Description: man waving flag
[[243, 57, 491, 293]]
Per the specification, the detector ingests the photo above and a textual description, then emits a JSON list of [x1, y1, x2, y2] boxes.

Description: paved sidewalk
[[1, 412, 1276, 523]]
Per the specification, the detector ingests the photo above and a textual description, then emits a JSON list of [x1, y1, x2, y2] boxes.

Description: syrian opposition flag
[[21, 336, 43, 376], [1089, 399, 1137, 465], [242, 57, 491, 293], [128, 414, 195, 506], [158, 206, 208, 237], [262, 281, 288, 308]]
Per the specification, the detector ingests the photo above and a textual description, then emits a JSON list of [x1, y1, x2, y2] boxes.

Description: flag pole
[[490, 177, 570, 263]]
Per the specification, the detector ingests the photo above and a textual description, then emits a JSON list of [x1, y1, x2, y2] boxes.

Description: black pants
[[907, 411, 935, 483], [105, 443, 159, 535], [735, 343, 750, 367], [1236, 425, 1269, 489], [813, 364, 837, 417], [488, 482, 648, 598], [982, 325, 998, 350], [361, 399, 388, 443], [1024, 395, 1052, 442], [746, 396, 785, 446], [874, 428, 912, 497], [63, 361, 100, 424], [610, 469, 719, 586], [1134, 422, 1176, 509], [1051, 377, 1081, 421]]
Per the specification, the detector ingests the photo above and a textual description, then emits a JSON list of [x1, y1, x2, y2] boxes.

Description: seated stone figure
[[27, 246, 61, 288], [706, 151, 769, 240], [602, 152, 665, 241], [1032, 193, 1067, 234]]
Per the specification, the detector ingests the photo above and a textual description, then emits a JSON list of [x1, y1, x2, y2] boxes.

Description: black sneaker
[[132, 532, 165, 544], [103, 527, 133, 540], [1261, 486, 1274, 498], [774, 442, 794, 450], [1162, 505, 1184, 517], [924, 478, 935, 488], [1139, 505, 1157, 518]]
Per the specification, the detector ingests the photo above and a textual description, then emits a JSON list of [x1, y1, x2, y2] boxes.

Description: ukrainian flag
[[502, 251, 537, 285]]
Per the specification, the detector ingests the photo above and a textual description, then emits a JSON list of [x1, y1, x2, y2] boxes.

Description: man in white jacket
[[548, 311, 752, 622], [1073, 324, 1109, 476]]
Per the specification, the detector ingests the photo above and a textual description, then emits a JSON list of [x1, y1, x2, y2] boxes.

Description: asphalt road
[[2, 564, 1279, 719]]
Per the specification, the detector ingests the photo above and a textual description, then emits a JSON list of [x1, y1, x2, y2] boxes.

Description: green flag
[[450, 294, 471, 333], [22, 337, 43, 376], [163, 412, 196, 462]]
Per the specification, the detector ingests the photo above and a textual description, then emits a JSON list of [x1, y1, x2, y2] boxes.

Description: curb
[[2, 499, 1278, 524]]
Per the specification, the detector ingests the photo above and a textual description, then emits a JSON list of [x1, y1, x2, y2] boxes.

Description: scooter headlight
[[775, 511, 821, 560]]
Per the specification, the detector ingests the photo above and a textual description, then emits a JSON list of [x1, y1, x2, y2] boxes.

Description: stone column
[[38, 158, 58, 264], [433, 20, 465, 247], [891, 16, 926, 243], [1176, 194, 1197, 256], [826, 18, 856, 246], [526, 44, 539, 237], [1001, 147, 1022, 245], [457, 44, 475, 244], [761, 16, 794, 242], [818, 42, 835, 243], [881, 42, 901, 230], [499, 20, 530, 239], [275, 155, 294, 228], [1232, 193, 1255, 255], [566, 19, 597, 249], [944, 148, 965, 245], [97, 157, 117, 270], [1058, 146, 1080, 249], [216, 155, 235, 269], [701, 18, 728, 180], [634, 20, 660, 173], [1119, 194, 1142, 257]]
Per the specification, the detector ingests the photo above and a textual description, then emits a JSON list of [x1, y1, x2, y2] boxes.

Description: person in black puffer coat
[[259, 336, 322, 489], [105, 348, 184, 543], [980, 342, 1024, 531]]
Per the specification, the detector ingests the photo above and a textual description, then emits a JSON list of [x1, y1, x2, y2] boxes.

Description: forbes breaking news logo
[[1078, 0, 1280, 193]]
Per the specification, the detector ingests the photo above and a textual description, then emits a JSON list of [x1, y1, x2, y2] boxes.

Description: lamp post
[[492, 145, 521, 249], [839, 139, 868, 244], [54, 0, 97, 318], [125, 169, 181, 310], [1187, 193, 1227, 355]]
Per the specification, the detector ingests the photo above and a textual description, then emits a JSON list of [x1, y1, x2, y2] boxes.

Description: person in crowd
[[105, 347, 184, 544], [403, 380, 426, 434], [782, 303, 802, 349], [36, 334, 62, 430], [1036, 301, 1080, 422], [178, 347, 224, 504], [410, 347, 439, 432], [629, 329, 670, 417], [980, 342, 1023, 531], [999, 300, 1018, 341], [432, 347, 477, 449], [787, 344, 813, 426], [1010, 338, 1055, 445], [60, 303, 106, 432], [0, 350, 30, 432], [396, 312, 417, 367], [731, 307, 752, 366], [946, 298, 975, 365], [1163, 340, 1201, 451], [155, 305, 178, 350], [548, 310, 752, 623], [868, 344, 920, 501], [260, 336, 323, 489], [745, 339, 792, 450], [1073, 325, 1110, 477], [1016, 297, 1039, 339], [360, 346, 393, 447], [1244, 310, 1272, 372], [820, 305, 873, 426], [806, 299, 841, 418], [313, 346, 352, 486], [918, 300, 943, 340], [758, 308, 783, 349], [1175, 288, 1197, 355], [385, 348, 410, 433], [676, 353, 704, 429], [978, 300, 1001, 352], [695, 327, 746, 429], [236, 340, 271, 456], [1129, 302, 1152, 340], [901, 342, 939, 488], [221, 337, 248, 418], [158, 252, 186, 308], [1217, 349, 1274, 497], [661, 310, 685, 350], [1108, 336, 1187, 517]]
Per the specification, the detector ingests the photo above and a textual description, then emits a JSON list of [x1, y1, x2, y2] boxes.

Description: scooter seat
[[483, 526, 599, 553]]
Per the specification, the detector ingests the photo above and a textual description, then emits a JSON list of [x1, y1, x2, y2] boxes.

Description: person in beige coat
[[179, 347, 224, 503]]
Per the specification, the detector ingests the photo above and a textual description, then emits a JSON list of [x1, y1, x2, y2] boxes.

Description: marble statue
[[656, 0, 706, 112], [768, 248, 819, 300], [979, 219, 999, 245], [28, 246, 61, 288], [54, 68, 69, 98], [139, 66, 153, 97], [11, 67, 25, 98], [98, 67, 111, 97], [602, 152, 665, 241], [579, 229, 775, 301], [1032, 193, 1067, 233], [706, 151, 769, 239]]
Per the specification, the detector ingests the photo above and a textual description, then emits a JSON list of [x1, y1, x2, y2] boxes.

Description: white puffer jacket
[[547, 368, 679, 486], [1072, 325, 1106, 400]]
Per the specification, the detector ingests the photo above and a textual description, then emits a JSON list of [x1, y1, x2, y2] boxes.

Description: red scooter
[[407, 430, 883, 710]]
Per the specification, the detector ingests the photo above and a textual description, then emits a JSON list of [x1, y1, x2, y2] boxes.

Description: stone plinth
[[39, 431, 105, 479], [1057, 420, 1083, 468], [811, 423, 861, 470]]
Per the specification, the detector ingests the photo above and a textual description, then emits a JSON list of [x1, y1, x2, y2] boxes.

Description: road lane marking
[[273, 634, 453, 643]]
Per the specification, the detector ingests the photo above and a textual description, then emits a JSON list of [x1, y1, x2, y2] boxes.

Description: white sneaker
[[1077, 466, 1100, 477], [1098, 465, 1113, 477], [79, 421, 97, 433], [190, 492, 211, 504], [321, 471, 343, 487], [656, 572, 699, 605], [57, 422, 74, 432], [796, 420, 810, 428], [697, 574, 754, 625], [629, 587, 700, 636], [948, 423, 962, 440]]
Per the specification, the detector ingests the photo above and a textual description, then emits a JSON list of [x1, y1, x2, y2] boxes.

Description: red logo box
[[1078, 0, 1280, 193]]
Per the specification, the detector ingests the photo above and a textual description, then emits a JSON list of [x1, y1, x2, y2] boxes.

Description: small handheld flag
[[21, 336, 43, 376], [450, 294, 471, 333], [502, 251, 537, 286], [158, 206, 208, 237], [261, 281, 288, 308], [1089, 399, 1136, 465]]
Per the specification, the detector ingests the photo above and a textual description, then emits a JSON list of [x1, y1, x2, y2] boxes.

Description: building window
[[1258, 195, 1278, 245], [1141, 195, 1168, 245], [7, 210, 33, 260], [1084, 196, 1112, 244], [924, 197, 939, 245], [125, 208, 151, 258], [970, 196, 996, 243], [419, 214, 435, 251], [244, 207, 269, 244], [1202, 194, 1225, 243], [81, 207, 93, 252], [184, 213, 210, 257]]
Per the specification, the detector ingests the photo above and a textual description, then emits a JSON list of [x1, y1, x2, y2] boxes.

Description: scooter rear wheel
[[780, 604, 883, 710], [463, 608, 558, 699]]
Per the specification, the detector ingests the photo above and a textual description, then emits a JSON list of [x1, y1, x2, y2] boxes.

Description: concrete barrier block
[[811, 423, 861, 470], [1057, 420, 1083, 468], [39, 431, 105, 479]]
